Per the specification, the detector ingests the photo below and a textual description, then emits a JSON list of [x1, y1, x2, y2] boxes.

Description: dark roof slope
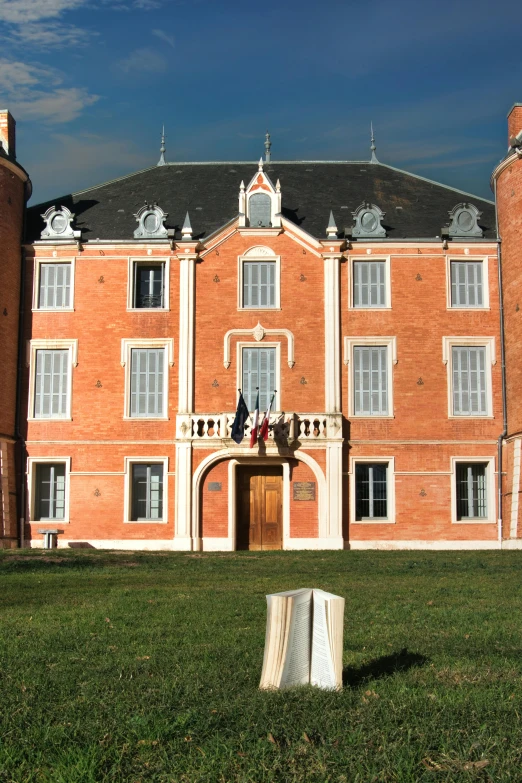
[[25, 161, 496, 242]]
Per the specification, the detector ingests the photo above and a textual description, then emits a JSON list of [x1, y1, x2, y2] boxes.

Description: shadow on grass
[[343, 648, 428, 688]]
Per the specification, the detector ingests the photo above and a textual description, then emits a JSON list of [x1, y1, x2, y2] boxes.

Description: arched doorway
[[236, 465, 283, 550]]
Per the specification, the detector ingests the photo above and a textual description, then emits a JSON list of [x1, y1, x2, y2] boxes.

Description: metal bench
[[37, 529, 64, 549]]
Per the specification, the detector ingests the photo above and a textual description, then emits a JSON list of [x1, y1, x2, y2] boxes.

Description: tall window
[[355, 463, 388, 520], [38, 263, 71, 309], [35, 464, 66, 520], [451, 261, 483, 307], [131, 464, 163, 521], [34, 349, 69, 419], [353, 261, 386, 307], [456, 463, 487, 519], [249, 194, 271, 227], [243, 262, 276, 308], [130, 348, 165, 417], [134, 264, 164, 308], [353, 346, 388, 416], [242, 347, 276, 411], [452, 346, 486, 415]]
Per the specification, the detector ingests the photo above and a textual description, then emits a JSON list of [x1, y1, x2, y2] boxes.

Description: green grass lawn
[[1, 549, 522, 782]]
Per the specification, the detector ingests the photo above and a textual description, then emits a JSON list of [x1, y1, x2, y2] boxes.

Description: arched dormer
[[239, 159, 282, 229]]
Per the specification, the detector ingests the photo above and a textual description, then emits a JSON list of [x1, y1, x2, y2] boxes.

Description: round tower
[[493, 103, 522, 543], [0, 110, 31, 548]]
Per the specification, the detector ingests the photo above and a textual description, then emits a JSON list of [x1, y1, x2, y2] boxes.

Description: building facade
[[1, 106, 522, 550]]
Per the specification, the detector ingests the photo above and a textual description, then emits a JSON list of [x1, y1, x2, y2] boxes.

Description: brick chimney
[[0, 110, 16, 159], [508, 103, 522, 147]]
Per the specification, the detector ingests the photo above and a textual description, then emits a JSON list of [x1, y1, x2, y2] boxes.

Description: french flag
[[249, 390, 260, 447], [259, 393, 274, 442]]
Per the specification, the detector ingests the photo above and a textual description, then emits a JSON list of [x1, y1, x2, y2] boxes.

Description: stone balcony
[[176, 412, 343, 445]]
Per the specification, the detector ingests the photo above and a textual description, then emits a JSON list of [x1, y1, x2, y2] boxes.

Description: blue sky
[[0, 0, 519, 204]]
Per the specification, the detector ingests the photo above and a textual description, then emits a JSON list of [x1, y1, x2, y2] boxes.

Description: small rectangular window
[[353, 346, 388, 415], [130, 348, 165, 417], [456, 463, 487, 519], [452, 346, 487, 415], [131, 464, 163, 520], [353, 261, 386, 307], [35, 463, 66, 520], [34, 349, 69, 419], [451, 261, 483, 307], [242, 347, 276, 411], [243, 262, 276, 308], [355, 463, 388, 520], [133, 264, 165, 308], [38, 263, 71, 309]]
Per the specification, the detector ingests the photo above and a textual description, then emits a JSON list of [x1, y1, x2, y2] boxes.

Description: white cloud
[[118, 47, 167, 73], [0, 0, 86, 24], [152, 28, 174, 48], [8, 21, 88, 47], [0, 58, 99, 123]]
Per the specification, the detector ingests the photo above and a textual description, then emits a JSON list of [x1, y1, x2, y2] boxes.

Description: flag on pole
[[259, 393, 275, 442], [231, 392, 249, 444], [249, 390, 260, 448]]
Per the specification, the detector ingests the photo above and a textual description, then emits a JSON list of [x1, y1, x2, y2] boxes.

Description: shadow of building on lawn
[[343, 648, 428, 688]]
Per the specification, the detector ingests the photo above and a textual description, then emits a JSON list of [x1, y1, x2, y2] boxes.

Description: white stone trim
[[32, 256, 76, 312], [178, 254, 196, 414], [349, 456, 396, 524], [0, 442, 11, 535], [123, 456, 169, 524], [450, 456, 496, 524], [120, 338, 174, 421], [236, 341, 282, 412], [26, 456, 71, 524], [324, 255, 341, 413], [27, 339, 78, 421], [224, 324, 295, 369], [445, 255, 490, 310], [126, 256, 170, 311], [175, 441, 192, 549], [31, 539, 189, 551], [442, 336, 496, 418], [349, 539, 501, 550], [343, 336, 397, 418], [237, 248, 281, 310], [510, 438, 521, 539], [284, 537, 344, 550], [347, 255, 391, 310]]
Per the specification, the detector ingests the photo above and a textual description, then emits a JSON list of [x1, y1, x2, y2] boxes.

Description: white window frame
[[120, 338, 174, 420], [123, 456, 169, 524], [32, 257, 75, 311], [27, 456, 71, 524], [446, 256, 489, 310], [27, 339, 78, 421], [344, 336, 397, 418], [442, 336, 496, 419], [236, 341, 281, 413], [348, 256, 391, 310], [127, 257, 170, 311], [349, 456, 396, 524], [450, 456, 495, 524], [237, 247, 281, 311]]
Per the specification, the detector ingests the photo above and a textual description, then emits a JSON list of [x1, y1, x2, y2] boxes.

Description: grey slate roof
[[25, 161, 496, 243]]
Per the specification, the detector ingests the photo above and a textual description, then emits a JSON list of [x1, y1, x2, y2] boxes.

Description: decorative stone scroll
[[133, 202, 172, 239], [351, 202, 386, 238], [40, 206, 81, 241], [446, 203, 483, 238], [223, 323, 295, 368]]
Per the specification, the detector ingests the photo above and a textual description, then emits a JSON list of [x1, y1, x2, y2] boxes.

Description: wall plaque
[[208, 482, 222, 492], [293, 482, 316, 501]]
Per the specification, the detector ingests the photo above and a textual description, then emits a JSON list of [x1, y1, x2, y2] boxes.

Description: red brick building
[[2, 107, 522, 550]]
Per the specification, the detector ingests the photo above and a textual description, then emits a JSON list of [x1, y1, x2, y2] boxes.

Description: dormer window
[[249, 193, 271, 227]]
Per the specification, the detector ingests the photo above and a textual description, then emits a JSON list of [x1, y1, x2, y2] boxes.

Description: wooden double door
[[237, 466, 283, 550]]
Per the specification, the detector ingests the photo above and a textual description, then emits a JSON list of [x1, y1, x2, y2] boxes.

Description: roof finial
[[258, 156, 264, 172], [182, 211, 192, 240], [326, 210, 338, 239], [265, 130, 271, 163], [158, 125, 166, 166], [370, 122, 378, 164]]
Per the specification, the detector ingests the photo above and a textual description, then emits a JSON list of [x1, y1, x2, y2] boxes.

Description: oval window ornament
[[447, 203, 483, 238], [134, 202, 170, 239], [40, 205, 81, 241], [351, 202, 386, 238]]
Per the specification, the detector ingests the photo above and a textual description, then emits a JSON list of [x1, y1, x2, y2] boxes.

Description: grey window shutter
[[39, 264, 71, 308], [131, 348, 164, 417], [451, 262, 483, 307], [354, 346, 387, 415], [353, 262, 385, 307], [242, 347, 276, 411], [243, 262, 275, 307], [452, 347, 486, 415], [35, 350, 69, 418], [249, 194, 271, 227]]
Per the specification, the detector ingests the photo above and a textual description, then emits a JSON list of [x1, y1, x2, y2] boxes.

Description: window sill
[[123, 416, 170, 421], [448, 414, 494, 419], [126, 308, 170, 313], [352, 519, 396, 524], [32, 308, 74, 313], [125, 519, 168, 524], [33, 519, 70, 525], [349, 306, 391, 311], [238, 307, 282, 312], [448, 307, 490, 311], [28, 417, 72, 422], [452, 519, 495, 524], [351, 415, 395, 419]]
